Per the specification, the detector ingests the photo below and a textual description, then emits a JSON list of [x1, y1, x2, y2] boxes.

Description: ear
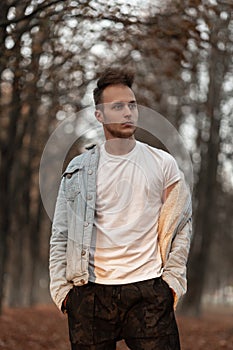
[[95, 109, 104, 124]]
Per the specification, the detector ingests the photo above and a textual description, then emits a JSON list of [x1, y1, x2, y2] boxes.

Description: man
[[49, 67, 192, 350]]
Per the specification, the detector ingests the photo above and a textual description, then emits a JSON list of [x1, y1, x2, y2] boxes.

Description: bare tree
[[181, 1, 233, 315], [0, 0, 232, 313]]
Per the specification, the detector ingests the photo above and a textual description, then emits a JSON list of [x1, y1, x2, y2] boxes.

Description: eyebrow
[[111, 100, 137, 104]]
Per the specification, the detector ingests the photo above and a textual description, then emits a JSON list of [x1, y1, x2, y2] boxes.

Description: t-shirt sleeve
[[162, 152, 181, 189]]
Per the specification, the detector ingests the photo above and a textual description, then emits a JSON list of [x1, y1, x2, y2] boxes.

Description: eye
[[112, 103, 124, 110], [129, 102, 137, 110]]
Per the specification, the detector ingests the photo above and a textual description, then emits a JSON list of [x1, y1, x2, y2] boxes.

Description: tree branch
[[0, 0, 65, 27], [0, 0, 181, 28]]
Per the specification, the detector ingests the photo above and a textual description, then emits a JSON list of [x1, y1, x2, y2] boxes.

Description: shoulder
[[138, 141, 175, 162], [63, 145, 97, 176]]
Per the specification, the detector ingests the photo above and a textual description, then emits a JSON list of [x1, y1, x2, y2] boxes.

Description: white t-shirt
[[88, 141, 180, 284]]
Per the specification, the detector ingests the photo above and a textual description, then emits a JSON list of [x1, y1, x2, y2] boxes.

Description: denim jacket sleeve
[[49, 176, 74, 311], [158, 173, 192, 308], [162, 219, 192, 308], [49, 146, 99, 311]]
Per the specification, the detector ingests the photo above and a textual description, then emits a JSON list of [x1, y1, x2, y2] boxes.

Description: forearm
[[49, 180, 72, 310], [49, 230, 73, 309], [162, 220, 192, 306]]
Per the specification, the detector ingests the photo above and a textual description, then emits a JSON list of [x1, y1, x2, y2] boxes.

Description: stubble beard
[[104, 123, 137, 139]]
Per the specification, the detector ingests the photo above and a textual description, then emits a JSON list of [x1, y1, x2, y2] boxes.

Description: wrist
[[61, 292, 70, 314]]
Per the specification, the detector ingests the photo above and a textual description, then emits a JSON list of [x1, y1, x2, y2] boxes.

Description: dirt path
[[0, 305, 232, 349]]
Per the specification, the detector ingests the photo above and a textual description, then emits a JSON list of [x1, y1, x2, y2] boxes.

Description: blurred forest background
[[0, 0, 233, 317]]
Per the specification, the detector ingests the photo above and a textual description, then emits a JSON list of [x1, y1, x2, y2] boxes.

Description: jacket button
[[88, 169, 93, 175], [66, 173, 72, 179], [80, 279, 85, 284], [84, 222, 89, 227], [87, 194, 92, 200], [81, 250, 86, 256]]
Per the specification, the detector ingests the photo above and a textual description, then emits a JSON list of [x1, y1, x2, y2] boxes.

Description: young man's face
[[96, 84, 138, 140]]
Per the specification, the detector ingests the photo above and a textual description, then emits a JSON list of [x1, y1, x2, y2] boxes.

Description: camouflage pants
[[66, 277, 180, 350]]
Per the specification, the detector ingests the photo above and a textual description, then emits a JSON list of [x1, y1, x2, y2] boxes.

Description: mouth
[[121, 121, 135, 127]]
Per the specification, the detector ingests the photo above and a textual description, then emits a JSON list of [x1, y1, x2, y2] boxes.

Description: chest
[[96, 155, 164, 211]]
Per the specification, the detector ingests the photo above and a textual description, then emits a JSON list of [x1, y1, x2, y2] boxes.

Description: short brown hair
[[93, 66, 135, 106]]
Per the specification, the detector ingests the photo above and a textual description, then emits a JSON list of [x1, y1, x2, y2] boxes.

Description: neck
[[104, 137, 136, 155]]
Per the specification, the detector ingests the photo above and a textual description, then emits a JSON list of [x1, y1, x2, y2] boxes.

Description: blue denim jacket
[[49, 145, 99, 310], [49, 144, 192, 310]]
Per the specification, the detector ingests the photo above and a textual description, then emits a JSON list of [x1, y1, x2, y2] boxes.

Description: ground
[[0, 305, 232, 349]]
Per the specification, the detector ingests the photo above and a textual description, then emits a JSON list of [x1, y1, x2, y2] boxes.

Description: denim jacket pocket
[[63, 166, 83, 201]]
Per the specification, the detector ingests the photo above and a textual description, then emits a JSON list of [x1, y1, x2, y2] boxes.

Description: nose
[[123, 104, 132, 118]]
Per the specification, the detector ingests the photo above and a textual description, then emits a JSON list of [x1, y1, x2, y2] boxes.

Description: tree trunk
[[181, 28, 225, 315]]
